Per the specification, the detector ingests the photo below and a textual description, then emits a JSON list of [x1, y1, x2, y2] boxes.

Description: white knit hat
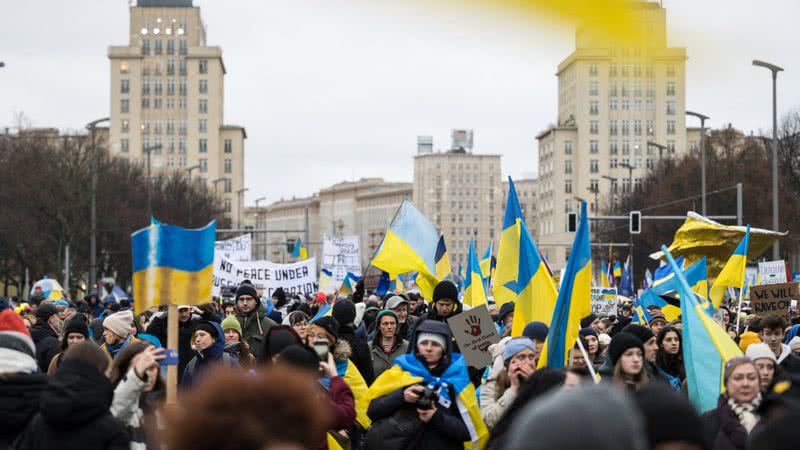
[[789, 336, 800, 352], [745, 342, 777, 364], [103, 310, 133, 339], [417, 332, 447, 349]]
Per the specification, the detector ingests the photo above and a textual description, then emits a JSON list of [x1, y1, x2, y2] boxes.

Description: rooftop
[[137, 0, 194, 7]]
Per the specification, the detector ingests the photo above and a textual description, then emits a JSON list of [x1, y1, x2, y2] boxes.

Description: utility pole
[[142, 144, 162, 218], [185, 164, 201, 226], [255, 196, 266, 259], [236, 188, 249, 231], [686, 111, 710, 216], [85, 117, 109, 296]]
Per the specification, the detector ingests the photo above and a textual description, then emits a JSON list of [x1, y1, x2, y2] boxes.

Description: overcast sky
[[1, 0, 799, 205]]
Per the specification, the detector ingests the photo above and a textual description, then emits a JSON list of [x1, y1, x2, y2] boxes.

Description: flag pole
[[575, 327, 600, 384], [166, 303, 178, 404], [363, 196, 408, 280]]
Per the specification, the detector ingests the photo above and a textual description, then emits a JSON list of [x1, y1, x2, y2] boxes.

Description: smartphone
[[160, 348, 179, 366], [313, 340, 329, 361]]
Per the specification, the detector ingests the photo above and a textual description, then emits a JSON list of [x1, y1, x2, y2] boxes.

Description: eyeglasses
[[237, 296, 256, 302]]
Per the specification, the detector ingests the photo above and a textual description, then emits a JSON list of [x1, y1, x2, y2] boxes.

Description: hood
[[198, 321, 225, 362], [29, 323, 57, 343], [0, 373, 48, 434], [40, 360, 113, 428], [407, 319, 454, 357]]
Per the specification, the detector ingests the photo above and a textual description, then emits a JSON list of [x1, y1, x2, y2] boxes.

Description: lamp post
[[184, 165, 201, 226], [0, 62, 5, 68], [236, 188, 249, 231], [601, 175, 617, 211], [586, 186, 599, 212], [142, 144, 163, 217], [185, 164, 201, 179], [686, 111, 710, 215], [212, 178, 225, 194], [647, 141, 668, 162], [255, 196, 266, 259], [85, 117, 109, 297], [619, 162, 635, 195], [753, 59, 784, 260]]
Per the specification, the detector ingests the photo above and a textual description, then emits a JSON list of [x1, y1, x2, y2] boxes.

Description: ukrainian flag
[[435, 234, 452, 280], [132, 219, 215, 312], [340, 272, 361, 295], [337, 359, 371, 429], [311, 302, 333, 321], [632, 299, 651, 325], [375, 271, 391, 296], [479, 242, 493, 279], [651, 257, 710, 301], [393, 274, 405, 293], [600, 261, 611, 288], [613, 261, 622, 279], [291, 238, 308, 260], [662, 245, 742, 413], [539, 201, 592, 368], [463, 238, 488, 308], [709, 225, 750, 308], [319, 268, 334, 294], [371, 199, 440, 299], [511, 222, 557, 336], [493, 177, 524, 307], [367, 353, 488, 450], [653, 256, 684, 287]]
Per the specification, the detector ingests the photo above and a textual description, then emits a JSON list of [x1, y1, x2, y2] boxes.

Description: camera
[[414, 384, 439, 409]]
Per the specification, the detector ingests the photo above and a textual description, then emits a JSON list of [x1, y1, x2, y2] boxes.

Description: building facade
[[108, 0, 246, 227], [535, 1, 696, 269]]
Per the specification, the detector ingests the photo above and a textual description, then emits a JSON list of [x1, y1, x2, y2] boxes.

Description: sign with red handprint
[[447, 305, 500, 368]]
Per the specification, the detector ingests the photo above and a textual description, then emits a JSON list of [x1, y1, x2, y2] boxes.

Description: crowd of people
[[1, 278, 800, 450]]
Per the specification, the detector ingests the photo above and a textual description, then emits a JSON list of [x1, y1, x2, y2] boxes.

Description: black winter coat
[[367, 386, 470, 450], [338, 325, 375, 385], [701, 395, 748, 450], [30, 323, 59, 374], [16, 359, 129, 450], [0, 373, 47, 449], [146, 309, 220, 381]]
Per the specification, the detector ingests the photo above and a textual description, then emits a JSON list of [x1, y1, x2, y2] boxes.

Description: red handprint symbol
[[466, 315, 481, 337]]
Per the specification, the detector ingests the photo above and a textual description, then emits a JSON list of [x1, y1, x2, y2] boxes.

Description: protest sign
[[322, 234, 361, 288], [749, 282, 797, 319], [212, 256, 317, 298], [214, 234, 252, 261], [447, 305, 500, 368], [591, 287, 619, 317], [758, 260, 787, 285]]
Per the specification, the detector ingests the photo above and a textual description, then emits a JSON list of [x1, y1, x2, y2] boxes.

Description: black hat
[[522, 321, 549, 341], [35, 303, 58, 321], [63, 314, 89, 338], [311, 316, 340, 341], [278, 344, 320, 373], [266, 326, 302, 359], [580, 313, 598, 329], [193, 320, 219, 339], [634, 383, 704, 449], [272, 287, 286, 303], [499, 302, 515, 320], [622, 324, 655, 344], [332, 300, 356, 326], [608, 332, 644, 367], [235, 281, 258, 301], [433, 280, 459, 303]]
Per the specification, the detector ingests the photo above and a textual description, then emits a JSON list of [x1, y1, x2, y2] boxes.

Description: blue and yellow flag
[[479, 242, 493, 279], [319, 268, 334, 294], [662, 245, 743, 413], [340, 272, 361, 295], [435, 234, 452, 280], [493, 177, 524, 307], [539, 201, 592, 368], [372, 199, 440, 299], [463, 238, 488, 307], [337, 358, 371, 429], [650, 257, 710, 306], [600, 261, 611, 288], [132, 219, 215, 312], [512, 222, 558, 336], [613, 261, 622, 279], [311, 302, 333, 321], [291, 238, 308, 260], [367, 353, 488, 449], [632, 299, 651, 325], [709, 225, 750, 308], [375, 271, 391, 296]]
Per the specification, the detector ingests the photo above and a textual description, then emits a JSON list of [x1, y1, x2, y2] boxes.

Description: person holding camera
[[365, 320, 481, 450]]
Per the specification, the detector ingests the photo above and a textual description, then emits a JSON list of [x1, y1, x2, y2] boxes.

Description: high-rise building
[[413, 131, 501, 267], [108, 0, 246, 227], [535, 1, 693, 269]]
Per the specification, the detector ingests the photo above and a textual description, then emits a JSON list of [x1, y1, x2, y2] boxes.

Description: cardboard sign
[[447, 305, 500, 368], [758, 260, 787, 285], [591, 287, 619, 317], [749, 282, 797, 319], [212, 255, 317, 297], [214, 234, 252, 261], [322, 234, 362, 289]]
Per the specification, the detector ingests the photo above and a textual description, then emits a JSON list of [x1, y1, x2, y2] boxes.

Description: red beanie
[[0, 309, 31, 337]]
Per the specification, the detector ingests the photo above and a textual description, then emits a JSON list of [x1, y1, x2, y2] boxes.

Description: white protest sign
[[591, 287, 619, 317], [758, 260, 787, 285], [214, 234, 252, 261], [447, 305, 500, 368], [212, 256, 317, 298], [322, 234, 361, 288]]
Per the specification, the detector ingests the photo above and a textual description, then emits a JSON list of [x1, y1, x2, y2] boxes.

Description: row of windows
[[142, 38, 188, 56], [564, 178, 644, 197], [594, 81, 675, 98], [120, 98, 207, 114], [590, 63, 676, 78], [119, 136, 234, 155], [609, 120, 674, 136], [130, 78, 208, 96]]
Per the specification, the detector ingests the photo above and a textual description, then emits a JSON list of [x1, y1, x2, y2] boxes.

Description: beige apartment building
[[108, 0, 246, 228], [413, 132, 501, 269], [535, 1, 699, 269]]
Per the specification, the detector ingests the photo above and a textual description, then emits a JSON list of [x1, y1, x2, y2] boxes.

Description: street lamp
[[647, 141, 668, 161], [0, 62, 5, 68], [142, 144, 163, 217], [686, 111, 710, 215], [619, 162, 635, 195], [753, 59, 784, 260], [236, 188, 249, 230], [586, 186, 599, 212], [255, 197, 266, 259], [601, 175, 617, 210], [185, 164, 201, 179], [212, 177, 225, 194], [85, 117, 109, 298]]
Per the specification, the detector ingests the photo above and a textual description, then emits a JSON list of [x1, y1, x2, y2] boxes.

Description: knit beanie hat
[[103, 309, 133, 339], [724, 356, 756, 386], [432, 280, 459, 303], [503, 337, 536, 365], [193, 320, 219, 339], [375, 309, 399, 326], [746, 343, 777, 364], [63, 313, 90, 338], [278, 344, 320, 373], [609, 332, 644, 366], [648, 310, 667, 325], [272, 287, 286, 303], [236, 281, 258, 301], [267, 326, 303, 358], [622, 324, 655, 344], [220, 314, 242, 336], [499, 302, 515, 321], [789, 336, 800, 352], [332, 300, 356, 326], [580, 313, 598, 329], [0, 309, 37, 374], [522, 321, 549, 341], [417, 332, 447, 349], [36, 303, 58, 321], [579, 327, 599, 339], [739, 331, 761, 353], [312, 316, 340, 341], [634, 383, 705, 449]]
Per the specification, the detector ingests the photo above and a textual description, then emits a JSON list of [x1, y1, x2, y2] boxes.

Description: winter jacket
[[16, 359, 130, 450], [701, 395, 749, 450], [480, 378, 517, 430], [238, 304, 277, 357], [0, 373, 47, 449], [319, 376, 357, 450], [100, 335, 140, 361], [181, 321, 239, 387], [339, 324, 375, 385], [30, 323, 60, 373], [111, 368, 163, 450], [369, 338, 409, 379], [145, 309, 220, 380], [776, 343, 800, 373]]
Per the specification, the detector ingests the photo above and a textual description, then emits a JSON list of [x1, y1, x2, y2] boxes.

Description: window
[[179, 39, 188, 55], [646, 120, 655, 136], [121, 79, 129, 94], [610, 140, 618, 154], [666, 81, 676, 96], [179, 120, 187, 136], [590, 120, 599, 135], [610, 178, 618, 193], [565, 179, 572, 194], [224, 159, 232, 173], [120, 138, 129, 153], [199, 138, 208, 153], [634, 158, 642, 168], [565, 199, 573, 214], [590, 101, 599, 115], [199, 99, 208, 113], [168, 138, 175, 154], [224, 199, 231, 212], [590, 160, 599, 173], [179, 79, 187, 96], [590, 140, 599, 154], [167, 119, 175, 135], [622, 99, 630, 110], [154, 39, 162, 55], [623, 178, 631, 193], [622, 64, 629, 77], [666, 101, 676, 115], [199, 59, 208, 74], [167, 79, 175, 96], [154, 121, 163, 135], [120, 62, 129, 74], [120, 99, 129, 113], [142, 79, 150, 96], [179, 98, 187, 109], [621, 82, 629, 97], [179, 60, 187, 76], [634, 64, 642, 77], [634, 141, 642, 155], [224, 139, 232, 153], [167, 39, 174, 55], [565, 160, 572, 174], [609, 120, 618, 136], [609, 98, 617, 110], [199, 158, 208, 173], [635, 178, 643, 191], [167, 59, 175, 75], [633, 80, 642, 97], [179, 138, 187, 154], [590, 81, 599, 95], [153, 79, 162, 96], [590, 179, 599, 192], [224, 178, 232, 193], [634, 120, 642, 136], [166, 98, 175, 110], [141, 121, 150, 134], [609, 82, 618, 96], [199, 119, 208, 133], [609, 158, 618, 169], [667, 140, 676, 153], [142, 39, 151, 55], [589, 64, 598, 76], [667, 120, 676, 135], [689, 141, 698, 157], [167, 157, 174, 168], [667, 65, 675, 77], [621, 120, 630, 136], [199, 80, 208, 94], [622, 141, 630, 155], [646, 159, 656, 170], [141, 98, 150, 109], [609, 64, 618, 77]]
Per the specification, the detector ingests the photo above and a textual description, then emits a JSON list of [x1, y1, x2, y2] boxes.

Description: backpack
[[363, 406, 423, 450], [184, 352, 236, 378]]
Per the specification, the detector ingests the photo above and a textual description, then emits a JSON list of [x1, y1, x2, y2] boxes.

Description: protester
[[746, 343, 780, 394], [413, 280, 462, 328], [30, 303, 61, 372], [333, 299, 375, 384], [655, 325, 685, 390], [235, 281, 277, 357], [385, 295, 417, 340], [256, 325, 303, 364], [739, 316, 762, 352], [0, 309, 47, 448], [702, 357, 761, 450], [758, 314, 800, 373], [522, 321, 549, 362], [480, 337, 537, 429], [568, 336, 589, 370], [100, 309, 138, 360], [609, 331, 648, 391], [285, 310, 309, 340], [496, 302, 515, 336], [220, 314, 254, 367], [269, 287, 287, 323], [648, 310, 668, 336], [580, 313, 599, 330], [47, 313, 90, 375], [789, 336, 800, 357], [633, 383, 706, 450], [369, 310, 409, 379], [181, 321, 238, 386], [578, 327, 603, 367], [145, 304, 219, 381], [16, 341, 130, 450], [620, 324, 658, 377]]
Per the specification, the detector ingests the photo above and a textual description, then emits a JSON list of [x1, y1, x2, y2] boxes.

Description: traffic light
[[286, 238, 296, 253], [567, 212, 578, 232], [629, 211, 641, 234]]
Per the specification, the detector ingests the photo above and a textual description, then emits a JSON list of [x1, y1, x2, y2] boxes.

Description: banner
[[590, 287, 619, 317], [447, 305, 500, 368], [322, 234, 361, 289], [758, 260, 787, 285], [212, 256, 317, 298], [750, 282, 797, 319], [214, 234, 252, 261]]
